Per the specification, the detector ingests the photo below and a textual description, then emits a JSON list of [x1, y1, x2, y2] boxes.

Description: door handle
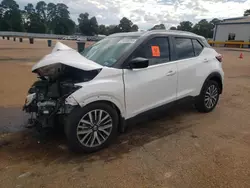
[[166, 70, 176, 76], [203, 59, 209, 63]]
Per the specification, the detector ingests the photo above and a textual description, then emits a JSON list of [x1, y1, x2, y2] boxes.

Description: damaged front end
[[23, 42, 102, 134], [23, 63, 100, 132]]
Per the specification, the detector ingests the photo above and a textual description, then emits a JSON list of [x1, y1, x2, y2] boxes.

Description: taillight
[[216, 55, 222, 63]]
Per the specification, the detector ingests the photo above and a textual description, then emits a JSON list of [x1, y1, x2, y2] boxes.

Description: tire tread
[[195, 80, 220, 113]]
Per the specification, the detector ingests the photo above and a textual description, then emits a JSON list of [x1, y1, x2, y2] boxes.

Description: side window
[[175, 38, 195, 60], [132, 37, 170, 66], [192, 39, 203, 55]]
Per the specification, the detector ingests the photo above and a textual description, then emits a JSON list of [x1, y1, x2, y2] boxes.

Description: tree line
[[0, 0, 139, 36], [0, 0, 249, 38], [0, 0, 75, 34], [168, 18, 221, 39]]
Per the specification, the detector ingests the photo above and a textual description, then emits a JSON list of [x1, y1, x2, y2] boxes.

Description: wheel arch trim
[[200, 72, 223, 94], [77, 95, 126, 118]]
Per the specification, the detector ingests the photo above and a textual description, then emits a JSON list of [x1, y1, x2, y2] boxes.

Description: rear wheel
[[195, 80, 220, 113], [65, 102, 119, 153]]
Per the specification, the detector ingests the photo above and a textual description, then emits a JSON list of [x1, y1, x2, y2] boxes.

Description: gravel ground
[[1, 38, 250, 188]]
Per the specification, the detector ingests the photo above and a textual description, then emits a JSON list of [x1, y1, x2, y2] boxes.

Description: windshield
[[81, 36, 138, 67]]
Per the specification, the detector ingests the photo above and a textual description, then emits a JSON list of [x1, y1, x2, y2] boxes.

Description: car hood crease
[[32, 42, 103, 72]]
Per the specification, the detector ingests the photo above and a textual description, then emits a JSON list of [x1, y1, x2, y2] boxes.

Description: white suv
[[23, 30, 224, 153]]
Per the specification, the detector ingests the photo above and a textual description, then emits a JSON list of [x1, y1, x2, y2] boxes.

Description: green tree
[[23, 3, 46, 33], [1, 0, 19, 9], [25, 15, 46, 33], [159, 24, 166, 29], [118, 17, 138, 32], [36, 1, 47, 22], [131, 24, 139, 31], [0, 0, 23, 31], [177, 21, 193, 31], [89, 16, 98, 34], [192, 19, 213, 38], [46, 3, 75, 34], [78, 13, 90, 35], [57, 3, 70, 18], [150, 23, 166, 30], [54, 19, 75, 35], [24, 3, 35, 14], [47, 2, 56, 32], [209, 18, 221, 28], [112, 17, 138, 33], [78, 13, 99, 36], [169, 26, 177, 30], [0, 5, 3, 17], [103, 25, 119, 35], [244, 9, 250, 16], [54, 3, 75, 34], [119, 17, 133, 32], [0, 5, 3, 30], [98, 24, 107, 35]]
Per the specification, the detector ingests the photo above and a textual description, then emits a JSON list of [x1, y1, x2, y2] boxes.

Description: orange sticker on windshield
[[151, 46, 160, 57]]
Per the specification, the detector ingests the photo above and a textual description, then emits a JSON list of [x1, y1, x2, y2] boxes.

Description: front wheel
[[65, 102, 119, 153], [195, 80, 220, 113]]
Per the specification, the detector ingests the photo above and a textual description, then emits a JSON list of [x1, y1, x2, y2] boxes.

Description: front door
[[123, 37, 178, 119]]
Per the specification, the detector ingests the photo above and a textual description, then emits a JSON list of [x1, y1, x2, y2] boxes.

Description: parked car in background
[[62, 36, 77, 40], [77, 36, 87, 41], [23, 30, 224, 153], [62, 36, 69, 40]]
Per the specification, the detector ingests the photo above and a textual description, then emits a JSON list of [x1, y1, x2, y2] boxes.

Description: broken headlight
[[35, 63, 63, 79]]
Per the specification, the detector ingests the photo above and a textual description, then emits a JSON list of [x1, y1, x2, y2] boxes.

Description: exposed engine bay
[[23, 63, 101, 130]]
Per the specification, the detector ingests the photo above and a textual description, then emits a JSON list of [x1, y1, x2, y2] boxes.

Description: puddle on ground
[[0, 106, 28, 133]]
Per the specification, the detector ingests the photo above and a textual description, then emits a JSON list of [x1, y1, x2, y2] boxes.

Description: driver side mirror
[[128, 57, 149, 69]]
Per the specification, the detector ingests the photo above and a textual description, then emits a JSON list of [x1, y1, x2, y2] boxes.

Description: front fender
[[70, 67, 126, 117], [75, 95, 126, 118]]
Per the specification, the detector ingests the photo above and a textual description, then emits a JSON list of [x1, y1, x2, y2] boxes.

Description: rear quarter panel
[[176, 47, 223, 98], [194, 47, 224, 96]]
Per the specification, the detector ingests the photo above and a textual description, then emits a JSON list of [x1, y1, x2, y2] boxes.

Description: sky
[[16, 0, 250, 30]]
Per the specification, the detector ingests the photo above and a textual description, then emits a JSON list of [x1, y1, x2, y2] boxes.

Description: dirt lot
[[1, 38, 250, 188]]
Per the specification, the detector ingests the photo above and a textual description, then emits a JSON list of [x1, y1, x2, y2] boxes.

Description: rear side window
[[192, 39, 203, 55], [201, 38, 211, 47], [175, 38, 195, 60], [132, 37, 170, 66]]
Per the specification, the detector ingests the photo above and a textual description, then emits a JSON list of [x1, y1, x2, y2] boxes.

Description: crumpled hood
[[32, 42, 102, 72]]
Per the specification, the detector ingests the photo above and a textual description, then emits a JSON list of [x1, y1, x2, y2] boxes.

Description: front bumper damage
[[23, 93, 77, 131], [22, 42, 103, 142]]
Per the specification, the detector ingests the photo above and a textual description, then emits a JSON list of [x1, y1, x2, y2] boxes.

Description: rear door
[[173, 37, 207, 99], [123, 36, 178, 119]]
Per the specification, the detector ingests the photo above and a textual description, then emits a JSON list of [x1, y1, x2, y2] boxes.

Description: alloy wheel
[[76, 109, 113, 148], [204, 85, 218, 109]]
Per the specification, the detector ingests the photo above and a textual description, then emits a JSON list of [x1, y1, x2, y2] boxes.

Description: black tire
[[195, 80, 220, 113], [64, 102, 119, 153]]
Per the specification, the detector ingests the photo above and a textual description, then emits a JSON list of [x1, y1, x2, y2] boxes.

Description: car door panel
[[174, 38, 209, 99], [124, 62, 177, 118], [122, 36, 177, 119]]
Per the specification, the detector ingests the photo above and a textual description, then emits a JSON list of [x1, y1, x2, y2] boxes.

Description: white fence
[[0, 31, 68, 39], [0, 31, 105, 41]]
